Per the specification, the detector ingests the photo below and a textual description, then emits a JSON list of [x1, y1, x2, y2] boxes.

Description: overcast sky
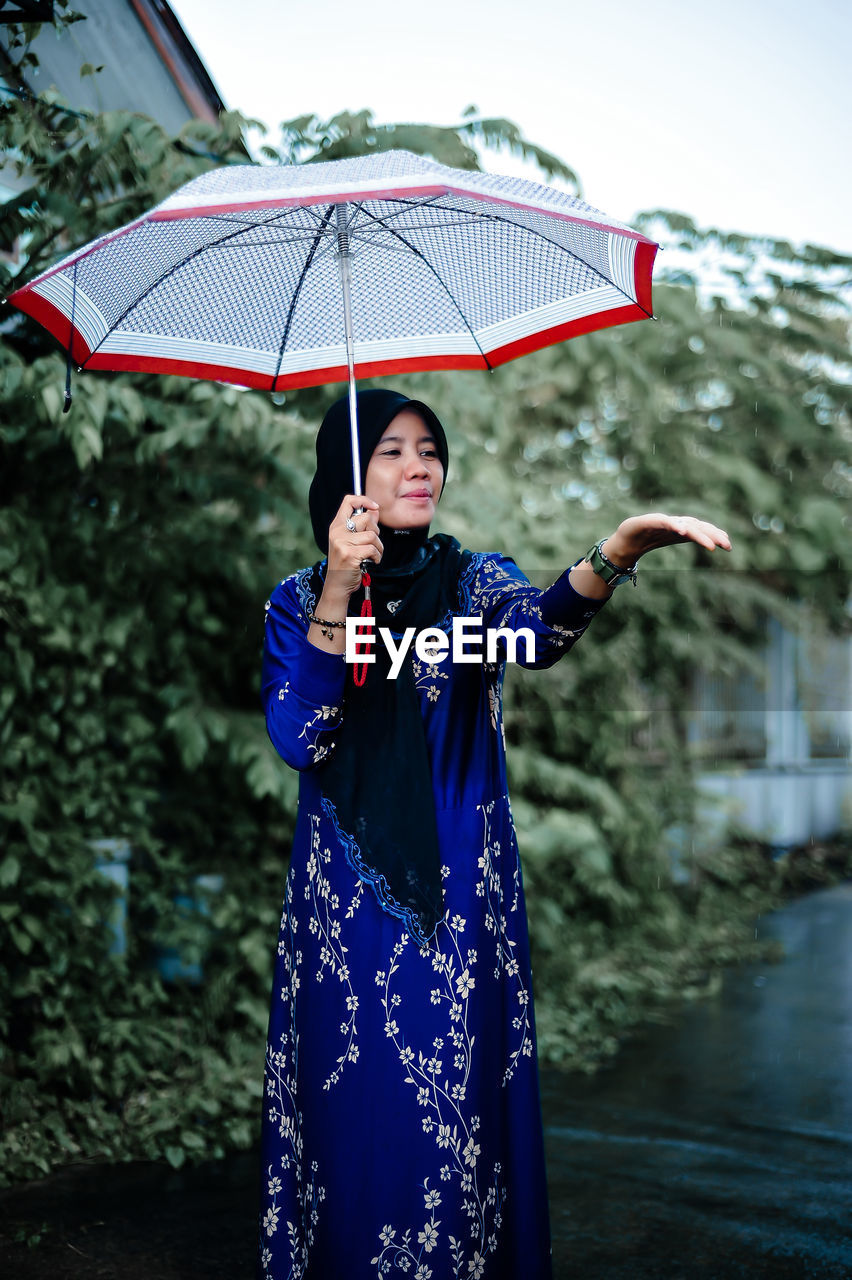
[[170, 0, 850, 253]]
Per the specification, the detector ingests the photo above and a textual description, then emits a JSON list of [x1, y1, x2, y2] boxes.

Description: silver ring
[[345, 516, 357, 532]]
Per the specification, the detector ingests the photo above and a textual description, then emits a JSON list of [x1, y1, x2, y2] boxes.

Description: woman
[[259, 389, 730, 1279]]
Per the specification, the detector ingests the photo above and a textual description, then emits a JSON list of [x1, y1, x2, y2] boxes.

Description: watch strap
[[585, 539, 638, 588]]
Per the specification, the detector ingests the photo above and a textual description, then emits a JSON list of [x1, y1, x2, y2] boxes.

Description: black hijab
[[308, 388, 449, 555], [306, 390, 467, 946]]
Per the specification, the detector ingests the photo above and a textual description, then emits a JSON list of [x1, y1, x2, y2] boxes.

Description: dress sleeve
[[461, 552, 607, 671], [261, 574, 346, 771]]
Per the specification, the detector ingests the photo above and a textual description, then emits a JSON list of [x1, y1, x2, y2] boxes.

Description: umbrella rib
[[473, 209, 647, 312], [354, 218, 496, 235], [346, 196, 524, 243], [189, 206, 334, 245], [347, 193, 445, 231], [205, 232, 334, 249], [194, 206, 306, 229], [359, 196, 650, 316], [81, 208, 291, 365], [271, 204, 336, 392], [355, 206, 494, 372], [195, 205, 340, 251]]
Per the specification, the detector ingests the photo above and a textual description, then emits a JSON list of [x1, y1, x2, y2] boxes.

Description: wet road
[[543, 881, 852, 1278], [2, 884, 850, 1278]]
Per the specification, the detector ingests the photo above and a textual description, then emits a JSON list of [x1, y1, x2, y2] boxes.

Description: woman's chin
[[381, 506, 434, 530]]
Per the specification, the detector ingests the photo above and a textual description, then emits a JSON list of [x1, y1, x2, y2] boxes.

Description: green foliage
[[1, 11, 849, 1187], [261, 106, 580, 191], [0, 2, 83, 74], [0, 102, 249, 293], [0, 339, 314, 1186]]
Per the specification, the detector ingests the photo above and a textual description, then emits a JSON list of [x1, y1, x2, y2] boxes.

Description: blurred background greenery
[[1, 4, 849, 1187]]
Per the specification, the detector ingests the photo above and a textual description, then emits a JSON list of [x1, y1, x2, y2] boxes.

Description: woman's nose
[[404, 452, 429, 476]]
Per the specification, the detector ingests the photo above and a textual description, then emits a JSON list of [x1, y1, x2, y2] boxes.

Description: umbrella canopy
[[9, 150, 658, 489], [9, 149, 657, 389]]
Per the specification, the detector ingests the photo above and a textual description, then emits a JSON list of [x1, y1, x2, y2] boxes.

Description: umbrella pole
[[335, 203, 361, 495], [336, 203, 373, 688]]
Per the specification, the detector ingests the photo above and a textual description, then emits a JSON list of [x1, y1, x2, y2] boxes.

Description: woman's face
[[364, 409, 444, 529]]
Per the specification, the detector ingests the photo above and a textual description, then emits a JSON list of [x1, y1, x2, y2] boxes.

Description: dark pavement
[[2, 883, 851, 1278], [544, 881, 852, 1277]]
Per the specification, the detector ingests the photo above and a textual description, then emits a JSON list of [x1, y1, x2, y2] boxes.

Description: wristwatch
[[585, 538, 638, 588]]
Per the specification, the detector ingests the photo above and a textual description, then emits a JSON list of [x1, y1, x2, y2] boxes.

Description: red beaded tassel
[[352, 570, 372, 688]]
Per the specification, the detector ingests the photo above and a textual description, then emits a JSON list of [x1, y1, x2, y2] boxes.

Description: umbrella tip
[[62, 390, 72, 414]]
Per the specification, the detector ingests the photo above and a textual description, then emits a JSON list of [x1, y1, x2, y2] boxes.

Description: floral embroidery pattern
[[294, 565, 319, 620], [261, 811, 365, 1277], [412, 656, 450, 704], [459, 553, 588, 661], [370, 1179, 445, 1278], [476, 800, 532, 1084], [464, 555, 538, 622], [303, 814, 363, 1090], [296, 704, 340, 765], [371, 837, 516, 1277], [262, 874, 325, 1279], [482, 662, 503, 736]]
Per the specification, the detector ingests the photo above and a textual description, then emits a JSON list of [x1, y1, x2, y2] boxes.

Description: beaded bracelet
[[307, 612, 346, 642]]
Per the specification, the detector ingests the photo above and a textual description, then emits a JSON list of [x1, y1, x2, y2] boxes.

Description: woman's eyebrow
[[379, 434, 436, 445]]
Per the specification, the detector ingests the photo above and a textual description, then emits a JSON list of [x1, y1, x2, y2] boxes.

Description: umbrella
[[7, 149, 658, 491]]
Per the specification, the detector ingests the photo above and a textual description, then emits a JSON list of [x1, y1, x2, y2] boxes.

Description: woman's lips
[[402, 490, 432, 500]]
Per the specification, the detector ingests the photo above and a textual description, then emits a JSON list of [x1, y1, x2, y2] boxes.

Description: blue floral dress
[[258, 550, 604, 1280]]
